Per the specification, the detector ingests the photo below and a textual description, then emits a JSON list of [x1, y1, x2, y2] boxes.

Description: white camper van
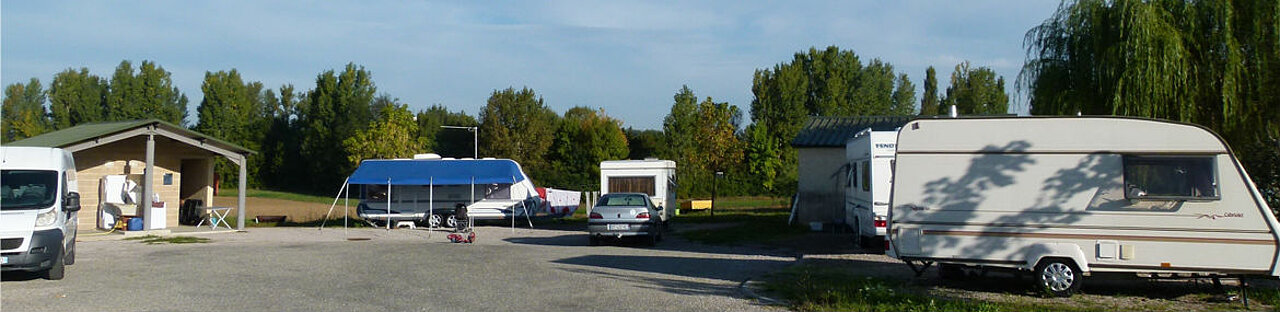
[[0, 147, 81, 280], [887, 117, 1280, 296], [600, 159, 677, 226], [845, 128, 897, 249]]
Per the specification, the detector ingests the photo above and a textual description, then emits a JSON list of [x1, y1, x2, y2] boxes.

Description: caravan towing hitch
[[904, 260, 935, 277]]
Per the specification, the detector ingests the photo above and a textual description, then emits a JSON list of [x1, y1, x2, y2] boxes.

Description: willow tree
[[1020, 0, 1280, 208]]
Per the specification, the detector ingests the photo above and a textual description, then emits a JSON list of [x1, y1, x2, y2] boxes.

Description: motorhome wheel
[[1035, 259, 1081, 297]]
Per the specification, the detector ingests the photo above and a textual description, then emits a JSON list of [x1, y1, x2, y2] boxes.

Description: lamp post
[[440, 126, 478, 159], [712, 171, 724, 219]]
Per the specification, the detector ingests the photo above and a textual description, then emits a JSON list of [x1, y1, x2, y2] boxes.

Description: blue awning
[[347, 159, 528, 185]]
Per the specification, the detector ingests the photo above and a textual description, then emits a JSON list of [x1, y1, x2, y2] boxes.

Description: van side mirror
[[656, 205, 664, 211], [64, 192, 81, 212]]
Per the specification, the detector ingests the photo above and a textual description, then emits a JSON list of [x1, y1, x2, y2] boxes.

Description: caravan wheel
[[1035, 259, 1081, 297], [445, 215, 458, 228], [427, 214, 443, 228]]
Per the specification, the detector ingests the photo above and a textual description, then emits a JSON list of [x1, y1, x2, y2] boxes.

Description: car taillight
[[874, 220, 887, 228], [589, 212, 603, 219], [636, 212, 650, 219]]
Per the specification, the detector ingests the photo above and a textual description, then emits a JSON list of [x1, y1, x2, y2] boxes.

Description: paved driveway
[[1, 226, 794, 311]]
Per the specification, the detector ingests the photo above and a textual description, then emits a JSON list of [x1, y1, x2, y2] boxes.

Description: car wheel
[[44, 252, 66, 280], [65, 240, 76, 265], [588, 236, 599, 246], [1036, 259, 1081, 297], [445, 215, 458, 228], [646, 231, 658, 246]]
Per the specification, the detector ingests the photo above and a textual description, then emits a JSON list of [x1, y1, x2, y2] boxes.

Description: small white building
[[790, 116, 912, 228], [600, 159, 677, 224]]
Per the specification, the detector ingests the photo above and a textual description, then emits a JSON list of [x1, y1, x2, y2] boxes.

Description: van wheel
[[65, 240, 76, 265], [1035, 259, 1081, 297], [44, 252, 66, 280]]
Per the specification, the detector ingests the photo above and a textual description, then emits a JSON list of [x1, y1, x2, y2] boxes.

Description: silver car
[[587, 193, 664, 246]]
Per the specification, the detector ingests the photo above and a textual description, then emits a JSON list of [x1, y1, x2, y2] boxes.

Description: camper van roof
[[348, 158, 529, 185], [897, 117, 1227, 154]]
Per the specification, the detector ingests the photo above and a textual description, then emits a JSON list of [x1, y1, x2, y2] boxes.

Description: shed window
[[1123, 156, 1217, 200]]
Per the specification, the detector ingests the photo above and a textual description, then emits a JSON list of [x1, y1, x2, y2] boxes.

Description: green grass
[[124, 235, 211, 244], [216, 188, 336, 205], [762, 264, 1122, 312], [674, 196, 807, 245]]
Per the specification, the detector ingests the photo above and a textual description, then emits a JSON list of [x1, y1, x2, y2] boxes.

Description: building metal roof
[[8, 119, 254, 155], [790, 115, 915, 147]]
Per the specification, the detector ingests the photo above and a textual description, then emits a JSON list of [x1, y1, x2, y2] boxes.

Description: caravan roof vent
[[644, 157, 658, 161], [414, 153, 442, 160], [482, 157, 496, 160], [442, 157, 456, 160]]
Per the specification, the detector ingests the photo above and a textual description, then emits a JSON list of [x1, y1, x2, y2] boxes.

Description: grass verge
[[124, 235, 211, 244], [762, 264, 1114, 312], [675, 196, 807, 245], [216, 188, 335, 205]]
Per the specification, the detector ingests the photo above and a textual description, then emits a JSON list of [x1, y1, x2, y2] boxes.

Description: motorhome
[[845, 128, 897, 249], [600, 159, 677, 226], [888, 117, 1280, 297], [352, 158, 541, 228], [1, 147, 82, 280]]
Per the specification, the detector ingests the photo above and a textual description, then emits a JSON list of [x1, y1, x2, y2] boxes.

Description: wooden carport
[[9, 119, 254, 230]]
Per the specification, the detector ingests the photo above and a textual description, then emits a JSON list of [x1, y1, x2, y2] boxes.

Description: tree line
[[4, 0, 1272, 207]]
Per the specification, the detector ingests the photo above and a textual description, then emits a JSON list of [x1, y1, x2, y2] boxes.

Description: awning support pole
[[386, 178, 392, 230], [319, 178, 350, 230]]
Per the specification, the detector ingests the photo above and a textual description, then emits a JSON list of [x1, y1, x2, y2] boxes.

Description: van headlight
[[35, 209, 57, 227]]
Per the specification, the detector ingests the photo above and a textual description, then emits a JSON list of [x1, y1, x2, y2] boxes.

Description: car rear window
[[600, 195, 647, 207]]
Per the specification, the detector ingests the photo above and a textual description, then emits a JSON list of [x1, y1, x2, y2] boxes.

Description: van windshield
[[1, 170, 59, 210]]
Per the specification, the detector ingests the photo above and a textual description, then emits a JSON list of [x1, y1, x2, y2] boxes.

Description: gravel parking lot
[[1, 225, 795, 312]]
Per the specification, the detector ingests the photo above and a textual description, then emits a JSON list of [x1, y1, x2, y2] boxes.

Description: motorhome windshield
[[1, 170, 58, 210]]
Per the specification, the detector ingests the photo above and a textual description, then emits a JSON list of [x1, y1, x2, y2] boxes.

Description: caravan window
[[1123, 156, 1217, 200], [483, 183, 512, 199], [609, 176, 656, 196]]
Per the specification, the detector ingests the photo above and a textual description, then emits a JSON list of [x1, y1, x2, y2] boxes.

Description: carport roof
[[791, 116, 914, 147], [8, 119, 254, 155]]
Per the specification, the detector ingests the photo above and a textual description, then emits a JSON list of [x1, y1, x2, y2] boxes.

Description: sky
[[2, 1, 1060, 130]]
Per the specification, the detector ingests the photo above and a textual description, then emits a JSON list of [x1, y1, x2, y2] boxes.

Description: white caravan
[[600, 159, 677, 225], [352, 158, 542, 228], [0, 147, 82, 280], [845, 128, 897, 249], [888, 117, 1279, 297]]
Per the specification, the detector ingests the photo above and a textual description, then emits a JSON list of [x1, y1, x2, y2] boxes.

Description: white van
[[1, 147, 81, 280], [845, 128, 897, 249], [888, 117, 1279, 297]]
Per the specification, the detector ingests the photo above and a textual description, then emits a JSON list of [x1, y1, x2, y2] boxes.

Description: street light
[[440, 126, 478, 159], [712, 171, 724, 219]]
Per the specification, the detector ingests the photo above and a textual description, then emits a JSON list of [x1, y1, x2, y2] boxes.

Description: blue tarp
[[347, 159, 528, 185]]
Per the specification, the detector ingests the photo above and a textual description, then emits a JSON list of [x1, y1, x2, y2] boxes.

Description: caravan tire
[[1035, 259, 1081, 297], [938, 263, 965, 281], [426, 214, 443, 228], [445, 215, 458, 228]]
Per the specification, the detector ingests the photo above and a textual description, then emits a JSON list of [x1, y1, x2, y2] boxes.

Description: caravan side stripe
[[922, 230, 1276, 245]]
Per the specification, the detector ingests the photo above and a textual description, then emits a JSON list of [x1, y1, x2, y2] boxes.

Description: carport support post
[[142, 132, 155, 230], [237, 156, 246, 230]]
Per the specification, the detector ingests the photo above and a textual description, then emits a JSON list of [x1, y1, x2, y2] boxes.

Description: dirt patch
[[212, 196, 357, 223]]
